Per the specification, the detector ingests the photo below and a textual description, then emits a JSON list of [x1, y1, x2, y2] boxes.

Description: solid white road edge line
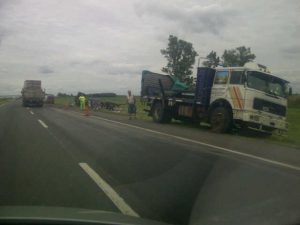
[[30, 111, 34, 115], [79, 162, 140, 217], [38, 119, 48, 128], [91, 115, 300, 172]]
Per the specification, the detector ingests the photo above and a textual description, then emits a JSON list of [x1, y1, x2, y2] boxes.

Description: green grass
[[88, 96, 151, 120], [0, 98, 10, 105], [288, 94, 300, 108], [269, 95, 300, 148], [54, 96, 74, 106], [54, 96, 152, 120], [270, 108, 300, 148]]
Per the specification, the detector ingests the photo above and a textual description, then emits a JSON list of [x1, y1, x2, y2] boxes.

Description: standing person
[[88, 97, 92, 109], [79, 95, 86, 110], [127, 90, 136, 119]]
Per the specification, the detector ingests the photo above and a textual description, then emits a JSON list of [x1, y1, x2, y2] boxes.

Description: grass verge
[[0, 98, 10, 105], [54, 96, 151, 121], [269, 108, 300, 148]]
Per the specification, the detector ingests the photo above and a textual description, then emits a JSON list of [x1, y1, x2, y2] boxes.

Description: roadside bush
[[88, 93, 117, 97]]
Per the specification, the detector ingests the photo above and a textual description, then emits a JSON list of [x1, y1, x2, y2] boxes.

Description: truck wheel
[[152, 102, 171, 123], [210, 106, 232, 133]]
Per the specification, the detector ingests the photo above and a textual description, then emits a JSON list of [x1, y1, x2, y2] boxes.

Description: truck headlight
[[250, 115, 260, 122]]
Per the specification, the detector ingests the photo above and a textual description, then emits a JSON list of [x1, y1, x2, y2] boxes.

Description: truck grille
[[253, 98, 286, 116]]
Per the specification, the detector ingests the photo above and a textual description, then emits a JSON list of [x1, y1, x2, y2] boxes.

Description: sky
[[0, 0, 300, 95]]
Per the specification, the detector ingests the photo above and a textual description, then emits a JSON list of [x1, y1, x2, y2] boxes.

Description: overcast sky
[[0, 0, 299, 95]]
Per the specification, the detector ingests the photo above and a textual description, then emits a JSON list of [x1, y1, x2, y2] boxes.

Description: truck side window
[[230, 71, 245, 84], [214, 71, 229, 84]]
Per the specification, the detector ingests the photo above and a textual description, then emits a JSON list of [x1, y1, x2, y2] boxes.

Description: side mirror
[[243, 71, 247, 88], [284, 84, 292, 97], [289, 87, 293, 96]]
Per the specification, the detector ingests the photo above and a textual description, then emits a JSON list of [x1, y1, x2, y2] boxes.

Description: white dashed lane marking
[[79, 162, 139, 217], [38, 119, 48, 129]]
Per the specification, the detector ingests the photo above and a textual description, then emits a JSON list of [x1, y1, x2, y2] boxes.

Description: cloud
[[39, 66, 54, 74], [282, 46, 300, 55], [0, 22, 12, 46], [0, 31, 4, 46], [134, 1, 236, 35], [0, 0, 300, 95], [0, 0, 18, 10], [68, 58, 146, 76]]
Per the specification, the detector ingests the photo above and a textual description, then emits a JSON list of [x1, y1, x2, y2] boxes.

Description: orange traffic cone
[[83, 106, 90, 116], [64, 103, 69, 110]]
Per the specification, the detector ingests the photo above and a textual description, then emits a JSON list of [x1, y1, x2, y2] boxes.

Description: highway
[[0, 101, 300, 225]]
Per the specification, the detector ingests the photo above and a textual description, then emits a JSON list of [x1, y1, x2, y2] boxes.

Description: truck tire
[[152, 102, 171, 123], [163, 111, 172, 123], [210, 106, 232, 133]]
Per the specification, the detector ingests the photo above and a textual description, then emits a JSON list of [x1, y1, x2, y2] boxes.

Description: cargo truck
[[141, 63, 290, 134], [21, 80, 45, 107]]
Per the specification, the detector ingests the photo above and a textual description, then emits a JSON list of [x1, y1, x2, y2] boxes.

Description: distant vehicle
[[21, 80, 45, 107], [141, 63, 291, 134], [44, 94, 55, 104]]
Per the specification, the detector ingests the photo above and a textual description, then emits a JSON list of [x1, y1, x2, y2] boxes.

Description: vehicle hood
[[0, 206, 170, 225]]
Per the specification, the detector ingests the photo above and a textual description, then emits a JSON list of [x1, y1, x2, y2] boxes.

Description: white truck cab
[[210, 63, 289, 132]]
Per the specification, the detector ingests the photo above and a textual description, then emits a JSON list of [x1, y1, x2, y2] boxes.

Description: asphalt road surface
[[0, 101, 300, 225]]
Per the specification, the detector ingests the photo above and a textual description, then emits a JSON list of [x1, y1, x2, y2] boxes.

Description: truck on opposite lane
[[141, 63, 290, 134], [21, 80, 45, 107]]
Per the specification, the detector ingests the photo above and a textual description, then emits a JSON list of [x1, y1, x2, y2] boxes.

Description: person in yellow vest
[[79, 95, 86, 110]]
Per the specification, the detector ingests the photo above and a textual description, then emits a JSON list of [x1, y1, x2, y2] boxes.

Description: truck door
[[228, 70, 246, 111], [210, 70, 229, 103]]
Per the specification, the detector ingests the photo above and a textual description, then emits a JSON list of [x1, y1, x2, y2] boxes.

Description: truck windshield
[[246, 71, 287, 98]]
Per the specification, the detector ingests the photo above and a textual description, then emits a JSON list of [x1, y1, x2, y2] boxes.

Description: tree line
[[57, 92, 116, 97], [161, 35, 256, 84]]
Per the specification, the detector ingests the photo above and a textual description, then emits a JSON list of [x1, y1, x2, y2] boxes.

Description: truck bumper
[[23, 99, 43, 106], [233, 110, 288, 132]]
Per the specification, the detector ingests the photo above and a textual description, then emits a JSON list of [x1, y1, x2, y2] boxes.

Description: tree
[[236, 46, 256, 66], [222, 46, 256, 66], [222, 49, 239, 67], [161, 35, 198, 85], [203, 51, 220, 68], [57, 92, 68, 97]]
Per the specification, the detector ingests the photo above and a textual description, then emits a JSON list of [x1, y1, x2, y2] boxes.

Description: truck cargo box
[[22, 80, 45, 107], [195, 67, 215, 108], [24, 80, 42, 89]]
